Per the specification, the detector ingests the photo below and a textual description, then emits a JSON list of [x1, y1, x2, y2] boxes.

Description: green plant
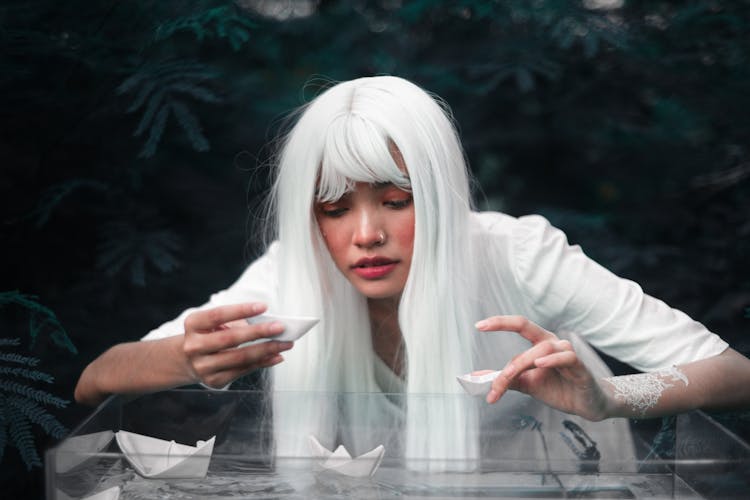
[[0, 291, 76, 470], [116, 59, 223, 158]]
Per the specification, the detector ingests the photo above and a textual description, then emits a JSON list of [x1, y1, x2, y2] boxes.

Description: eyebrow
[[372, 176, 411, 190]]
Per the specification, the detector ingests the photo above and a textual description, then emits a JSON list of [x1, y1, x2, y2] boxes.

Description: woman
[[75, 76, 750, 470]]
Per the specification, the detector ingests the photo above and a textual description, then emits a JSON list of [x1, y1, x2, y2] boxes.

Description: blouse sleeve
[[510, 215, 728, 372], [141, 242, 280, 341]]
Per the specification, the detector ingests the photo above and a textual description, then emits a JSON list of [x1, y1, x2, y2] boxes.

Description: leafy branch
[[116, 59, 223, 158], [0, 290, 77, 470], [96, 220, 183, 286], [154, 5, 257, 51], [0, 291, 76, 354], [27, 178, 108, 228]]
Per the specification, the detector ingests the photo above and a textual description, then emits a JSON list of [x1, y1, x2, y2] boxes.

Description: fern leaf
[[0, 291, 75, 354], [27, 179, 108, 228], [0, 352, 40, 367], [116, 70, 149, 95], [130, 254, 146, 287], [49, 330, 78, 355], [168, 82, 222, 103], [96, 223, 182, 285], [143, 236, 181, 273], [0, 366, 54, 384], [154, 6, 256, 51], [229, 26, 251, 51], [170, 100, 209, 152], [6, 403, 42, 470], [127, 79, 158, 113], [133, 89, 166, 137], [8, 396, 68, 439], [139, 104, 169, 158], [0, 338, 21, 347], [0, 380, 69, 409]]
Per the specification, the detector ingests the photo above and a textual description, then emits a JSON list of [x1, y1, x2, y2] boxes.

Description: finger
[[475, 315, 555, 344], [185, 302, 267, 333], [486, 340, 561, 404], [200, 353, 285, 389], [193, 340, 293, 375], [230, 320, 289, 347], [471, 369, 496, 376], [184, 320, 285, 356], [535, 349, 577, 369]]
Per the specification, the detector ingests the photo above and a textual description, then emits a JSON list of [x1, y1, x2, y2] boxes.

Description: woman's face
[[315, 175, 414, 302]]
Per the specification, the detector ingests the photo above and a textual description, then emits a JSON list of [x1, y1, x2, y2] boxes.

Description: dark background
[[2, 0, 749, 497]]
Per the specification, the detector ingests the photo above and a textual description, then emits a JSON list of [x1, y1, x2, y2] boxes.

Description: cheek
[[394, 213, 415, 257], [317, 219, 347, 263]]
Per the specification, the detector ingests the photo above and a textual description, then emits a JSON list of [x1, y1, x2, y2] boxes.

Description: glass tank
[[46, 389, 750, 499]]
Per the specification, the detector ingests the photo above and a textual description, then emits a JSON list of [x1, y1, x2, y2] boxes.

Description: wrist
[[598, 377, 628, 419], [167, 334, 200, 385]]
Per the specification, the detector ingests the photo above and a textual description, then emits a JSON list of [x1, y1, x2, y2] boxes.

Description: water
[[53, 456, 701, 499]]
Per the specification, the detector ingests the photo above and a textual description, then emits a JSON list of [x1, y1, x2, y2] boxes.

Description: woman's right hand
[[182, 302, 293, 388]]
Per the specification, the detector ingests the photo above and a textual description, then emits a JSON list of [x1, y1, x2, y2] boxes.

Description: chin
[[355, 283, 403, 301]]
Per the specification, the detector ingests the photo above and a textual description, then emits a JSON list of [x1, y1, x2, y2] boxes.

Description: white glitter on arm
[[604, 366, 689, 416]]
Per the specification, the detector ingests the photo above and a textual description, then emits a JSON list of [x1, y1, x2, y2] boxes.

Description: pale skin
[[75, 155, 750, 416], [474, 315, 750, 420], [74, 303, 294, 406]]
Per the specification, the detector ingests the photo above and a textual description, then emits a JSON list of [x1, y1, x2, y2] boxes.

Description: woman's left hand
[[476, 315, 612, 421]]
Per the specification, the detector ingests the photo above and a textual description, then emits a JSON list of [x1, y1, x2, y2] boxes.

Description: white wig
[[267, 76, 480, 471]]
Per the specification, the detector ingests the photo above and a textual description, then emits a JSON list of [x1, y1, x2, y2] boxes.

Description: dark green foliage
[[0, 361, 70, 470], [154, 5, 257, 51], [96, 221, 182, 286], [117, 59, 222, 158], [0, 292, 76, 354], [0, 294, 74, 472], [29, 179, 108, 228], [6, 403, 42, 470]]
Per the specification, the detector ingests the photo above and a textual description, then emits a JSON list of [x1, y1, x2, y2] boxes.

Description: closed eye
[[317, 204, 348, 217], [385, 196, 413, 209]]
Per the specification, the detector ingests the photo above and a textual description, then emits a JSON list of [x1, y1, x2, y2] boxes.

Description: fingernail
[[277, 341, 294, 351], [475, 320, 488, 330], [486, 390, 497, 404], [252, 303, 265, 313]]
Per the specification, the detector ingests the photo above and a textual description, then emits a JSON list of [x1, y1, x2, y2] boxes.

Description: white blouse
[[143, 212, 728, 373]]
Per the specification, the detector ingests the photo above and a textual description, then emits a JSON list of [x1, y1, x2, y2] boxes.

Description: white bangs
[[316, 113, 410, 202]]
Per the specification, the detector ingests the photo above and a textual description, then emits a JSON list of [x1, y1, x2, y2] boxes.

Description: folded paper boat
[[115, 431, 215, 479], [456, 370, 503, 396], [56, 485, 120, 500], [308, 435, 384, 478], [55, 430, 115, 474], [241, 313, 319, 346]]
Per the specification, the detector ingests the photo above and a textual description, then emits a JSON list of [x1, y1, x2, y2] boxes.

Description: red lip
[[351, 257, 399, 279]]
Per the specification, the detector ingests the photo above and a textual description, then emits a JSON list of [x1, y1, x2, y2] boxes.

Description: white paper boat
[[456, 370, 502, 396], [308, 435, 384, 478], [115, 431, 215, 478], [55, 430, 115, 474], [56, 485, 120, 500], [241, 313, 319, 346]]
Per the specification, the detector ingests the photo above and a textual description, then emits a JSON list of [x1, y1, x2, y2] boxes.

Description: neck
[[368, 296, 405, 377]]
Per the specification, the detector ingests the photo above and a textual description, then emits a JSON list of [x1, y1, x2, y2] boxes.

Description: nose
[[352, 208, 385, 248]]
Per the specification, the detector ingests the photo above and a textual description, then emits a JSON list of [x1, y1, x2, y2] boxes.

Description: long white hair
[[267, 76, 480, 470]]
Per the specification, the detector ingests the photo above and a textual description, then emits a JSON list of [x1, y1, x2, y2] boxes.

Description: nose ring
[[377, 231, 386, 245]]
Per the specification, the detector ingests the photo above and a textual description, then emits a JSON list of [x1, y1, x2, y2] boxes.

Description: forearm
[[74, 335, 196, 406], [602, 348, 750, 419]]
